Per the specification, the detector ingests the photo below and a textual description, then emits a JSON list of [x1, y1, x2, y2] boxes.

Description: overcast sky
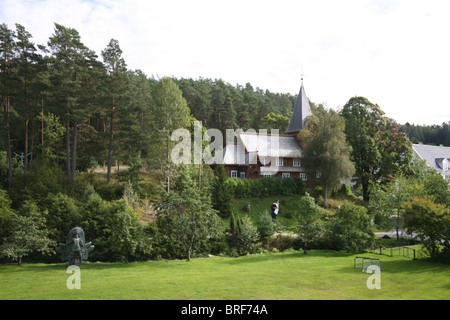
[[1, 0, 449, 125]]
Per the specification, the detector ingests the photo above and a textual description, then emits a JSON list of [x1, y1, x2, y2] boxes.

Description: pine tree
[[47, 24, 97, 182], [211, 164, 233, 218], [101, 39, 130, 183], [0, 24, 15, 188]]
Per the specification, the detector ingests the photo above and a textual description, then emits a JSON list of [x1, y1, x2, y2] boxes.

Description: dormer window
[[444, 159, 449, 171]]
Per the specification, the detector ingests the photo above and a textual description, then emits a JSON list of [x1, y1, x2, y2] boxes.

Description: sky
[[1, 0, 449, 125]]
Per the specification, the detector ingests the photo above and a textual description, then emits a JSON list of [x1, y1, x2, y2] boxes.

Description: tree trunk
[[71, 119, 77, 181], [24, 119, 29, 172], [107, 106, 114, 184], [6, 122, 12, 188], [323, 186, 328, 208], [66, 118, 71, 182]]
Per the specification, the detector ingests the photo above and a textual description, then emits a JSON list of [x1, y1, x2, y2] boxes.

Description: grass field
[[1, 250, 449, 300]]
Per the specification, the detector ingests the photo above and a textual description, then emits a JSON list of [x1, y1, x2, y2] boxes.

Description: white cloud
[[1, 0, 449, 125]]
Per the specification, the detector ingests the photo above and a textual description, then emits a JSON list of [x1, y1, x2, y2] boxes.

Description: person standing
[[271, 200, 279, 222]]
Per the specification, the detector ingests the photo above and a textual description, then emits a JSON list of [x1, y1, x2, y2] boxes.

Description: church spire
[[285, 77, 312, 134]]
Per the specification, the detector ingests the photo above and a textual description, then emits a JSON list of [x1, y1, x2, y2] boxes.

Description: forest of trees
[[1, 22, 449, 264], [0, 23, 299, 191], [400, 122, 450, 147]]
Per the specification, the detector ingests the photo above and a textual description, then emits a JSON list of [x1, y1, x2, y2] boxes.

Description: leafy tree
[[211, 164, 233, 218], [37, 111, 64, 160], [341, 97, 412, 202], [403, 196, 450, 257], [407, 159, 450, 206], [109, 199, 149, 263], [369, 173, 426, 238], [328, 201, 375, 252], [0, 201, 55, 264], [155, 169, 221, 261], [341, 97, 383, 202], [261, 112, 290, 133], [301, 105, 355, 207], [294, 193, 324, 254], [376, 117, 412, 180], [0, 188, 14, 243], [149, 77, 191, 192]]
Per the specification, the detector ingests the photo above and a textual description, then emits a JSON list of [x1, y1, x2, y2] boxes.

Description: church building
[[208, 79, 314, 182]]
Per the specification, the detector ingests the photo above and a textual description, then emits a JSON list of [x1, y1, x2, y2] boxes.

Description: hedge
[[226, 177, 305, 199]]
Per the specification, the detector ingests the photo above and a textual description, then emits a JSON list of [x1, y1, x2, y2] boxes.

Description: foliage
[[226, 176, 305, 199], [300, 105, 355, 207], [43, 192, 81, 242], [401, 121, 450, 147], [260, 112, 290, 133], [294, 193, 325, 254], [403, 196, 450, 258], [229, 216, 260, 256], [0, 201, 55, 264], [256, 210, 275, 245], [341, 96, 412, 202], [327, 201, 375, 252], [211, 164, 233, 218], [109, 199, 150, 263], [155, 169, 221, 261]]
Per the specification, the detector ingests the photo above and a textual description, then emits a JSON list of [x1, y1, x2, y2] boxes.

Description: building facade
[[208, 80, 315, 183], [412, 143, 450, 181]]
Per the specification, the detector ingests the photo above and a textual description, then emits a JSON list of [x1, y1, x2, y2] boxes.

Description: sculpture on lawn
[[56, 227, 94, 265]]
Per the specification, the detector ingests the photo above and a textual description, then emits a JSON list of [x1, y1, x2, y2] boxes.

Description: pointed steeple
[[285, 77, 312, 134]]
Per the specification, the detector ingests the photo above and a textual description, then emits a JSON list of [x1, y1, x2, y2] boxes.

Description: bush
[[229, 216, 260, 256], [326, 201, 375, 252], [228, 177, 305, 199]]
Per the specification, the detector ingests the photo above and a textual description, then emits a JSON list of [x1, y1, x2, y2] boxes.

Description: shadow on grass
[[0, 263, 67, 273]]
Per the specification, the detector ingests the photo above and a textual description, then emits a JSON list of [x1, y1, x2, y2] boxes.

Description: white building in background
[[412, 143, 450, 181]]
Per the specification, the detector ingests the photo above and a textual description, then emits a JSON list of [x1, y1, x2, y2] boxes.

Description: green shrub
[[228, 177, 305, 199]]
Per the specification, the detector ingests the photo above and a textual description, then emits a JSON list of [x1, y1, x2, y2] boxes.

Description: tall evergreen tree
[[47, 24, 96, 182], [13, 24, 44, 172], [211, 164, 233, 218], [0, 24, 16, 188], [101, 38, 130, 183]]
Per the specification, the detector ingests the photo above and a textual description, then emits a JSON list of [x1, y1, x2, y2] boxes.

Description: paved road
[[275, 229, 418, 239]]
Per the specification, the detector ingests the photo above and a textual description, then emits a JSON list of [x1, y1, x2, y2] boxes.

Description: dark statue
[[56, 227, 94, 265]]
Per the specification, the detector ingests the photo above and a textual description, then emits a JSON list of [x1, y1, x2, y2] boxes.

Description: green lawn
[[1, 250, 449, 300]]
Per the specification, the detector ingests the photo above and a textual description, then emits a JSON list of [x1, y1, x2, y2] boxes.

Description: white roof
[[412, 143, 450, 173], [238, 132, 302, 158], [206, 132, 303, 166]]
